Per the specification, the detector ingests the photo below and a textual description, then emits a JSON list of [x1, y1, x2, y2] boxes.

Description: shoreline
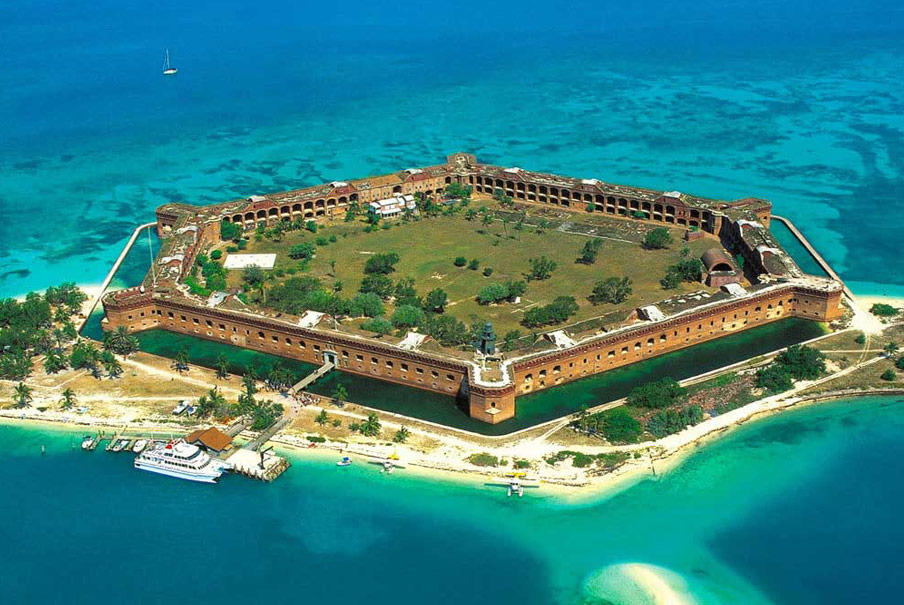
[[3, 386, 901, 504]]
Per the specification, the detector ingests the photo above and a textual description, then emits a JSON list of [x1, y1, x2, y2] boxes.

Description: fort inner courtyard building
[[102, 153, 844, 426]]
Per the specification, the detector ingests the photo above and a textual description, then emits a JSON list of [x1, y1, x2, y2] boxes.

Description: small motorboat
[[172, 400, 189, 415], [186, 405, 197, 416], [111, 439, 124, 453], [336, 457, 352, 467], [81, 435, 94, 450], [132, 439, 148, 453]]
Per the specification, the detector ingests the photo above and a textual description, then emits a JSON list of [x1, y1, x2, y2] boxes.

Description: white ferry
[[134, 440, 230, 483]]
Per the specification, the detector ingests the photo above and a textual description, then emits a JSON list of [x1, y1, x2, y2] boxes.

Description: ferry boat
[[134, 439, 230, 483], [162, 49, 178, 75]]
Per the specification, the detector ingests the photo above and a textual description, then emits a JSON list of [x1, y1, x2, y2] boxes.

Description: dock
[[226, 448, 290, 482], [772, 215, 853, 298], [292, 361, 334, 393]]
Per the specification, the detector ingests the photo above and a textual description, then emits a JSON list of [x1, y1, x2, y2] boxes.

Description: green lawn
[[225, 207, 723, 338]]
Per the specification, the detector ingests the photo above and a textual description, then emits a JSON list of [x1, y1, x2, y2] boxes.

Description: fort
[[102, 153, 844, 425]]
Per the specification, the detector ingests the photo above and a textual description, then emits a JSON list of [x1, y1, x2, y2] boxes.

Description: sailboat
[[162, 49, 178, 75]]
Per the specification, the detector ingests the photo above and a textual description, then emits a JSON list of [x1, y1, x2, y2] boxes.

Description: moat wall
[[103, 284, 841, 424]]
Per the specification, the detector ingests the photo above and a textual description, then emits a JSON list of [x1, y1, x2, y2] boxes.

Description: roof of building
[[185, 427, 233, 452], [701, 248, 736, 272]]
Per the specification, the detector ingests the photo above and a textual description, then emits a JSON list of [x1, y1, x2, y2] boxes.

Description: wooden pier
[[226, 448, 290, 482]]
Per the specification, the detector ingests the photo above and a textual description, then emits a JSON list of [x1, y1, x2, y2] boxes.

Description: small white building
[[368, 194, 416, 218]]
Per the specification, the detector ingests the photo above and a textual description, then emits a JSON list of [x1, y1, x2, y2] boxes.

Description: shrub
[[329, 234, 337, 242], [210, 249, 223, 260], [646, 406, 704, 439], [854, 333, 866, 345], [880, 369, 896, 381], [305, 220, 318, 233], [454, 256, 467, 267], [627, 378, 686, 409], [483, 267, 493, 277], [643, 227, 672, 249], [514, 459, 532, 469], [289, 242, 316, 260], [468, 259, 480, 270], [226, 245, 238, 253], [467, 453, 499, 467], [870, 303, 898, 317], [306, 435, 326, 443], [237, 239, 247, 250], [897, 357, 904, 370], [315, 236, 329, 246], [220, 221, 242, 241]]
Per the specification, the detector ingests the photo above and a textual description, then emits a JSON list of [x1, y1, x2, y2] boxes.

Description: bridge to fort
[[292, 361, 334, 393]]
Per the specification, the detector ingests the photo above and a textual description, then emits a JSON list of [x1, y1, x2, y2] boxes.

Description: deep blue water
[[1, 395, 902, 604], [1, 1, 903, 297]]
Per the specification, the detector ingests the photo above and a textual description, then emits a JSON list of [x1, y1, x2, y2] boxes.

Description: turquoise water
[[2, 1, 903, 299], [2, 394, 902, 603], [768, 222, 828, 278]]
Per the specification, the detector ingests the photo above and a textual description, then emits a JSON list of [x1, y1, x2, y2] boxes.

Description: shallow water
[[2, 395, 902, 603], [2, 1, 903, 299]]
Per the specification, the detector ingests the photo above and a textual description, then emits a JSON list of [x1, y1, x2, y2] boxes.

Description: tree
[[627, 378, 687, 409], [646, 406, 704, 439], [43, 349, 68, 374], [103, 325, 139, 357], [215, 352, 230, 380], [266, 364, 294, 393], [897, 356, 904, 370], [774, 345, 826, 380], [359, 413, 382, 437], [424, 289, 448, 313], [756, 364, 793, 393], [173, 348, 190, 373], [445, 182, 473, 201], [502, 329, 522, 352], [315, 409, 329, 426], [527, 256, 557, 280], [465, 208, 477, 221], [643, 227, 672, 250], [242, 371, 258, 399], [361, 317, 395, 336], [420, 314, 470, 347], [578, 239, 604, 264], [883, 342, 900, 357], [454, 256, 467, 267], [477, 283, 510, 305], [220, 221, 242, 241], [70, 341, 100, 375], [601, 408, 642, 444], [393, 426, 411, 443], [242, 265, 266, 291], [332, 383, 348, 406], [467, 258, 480, 270], [589, 277, 633, 305], [13, 382, 33, 408], [881, 369, 897, 381], [359, 274, 395, 299], [59, 388, 76, 410], [350, 292, 385, 318], [289, 242, 316, 260], [521, 296, 578, 328], [391, 305, 425, 329], [364, 252, 400, 275], [101, 351, 123, 378], [481, 213, 494, 227], [663, 259, 703, 287], [660, 271, 681, 290], [197, 387, 226, 418]]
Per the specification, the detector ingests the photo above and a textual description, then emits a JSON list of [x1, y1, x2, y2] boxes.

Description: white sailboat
[[162, 49, 178, 75]]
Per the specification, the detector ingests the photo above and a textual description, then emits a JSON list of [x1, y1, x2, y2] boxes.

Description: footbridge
[[292, 362, 334, 393]]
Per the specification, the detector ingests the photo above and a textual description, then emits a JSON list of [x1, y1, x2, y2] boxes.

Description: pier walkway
[[79, 221, 157, 331], [244, 417, 291, 452], [292, 362, 334, 393], [772, 215, 853, 298]]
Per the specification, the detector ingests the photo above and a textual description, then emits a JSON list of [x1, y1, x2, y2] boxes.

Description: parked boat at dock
[[132, 439, 148, 453], [81, 435, 94, 450], [134, 439, 231, 483]]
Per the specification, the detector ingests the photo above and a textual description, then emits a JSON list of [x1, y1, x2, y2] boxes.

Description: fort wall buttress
[[468, 383, 516, 424]]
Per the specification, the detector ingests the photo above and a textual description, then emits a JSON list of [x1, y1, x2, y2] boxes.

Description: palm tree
[[359, 413, 381, 437], [332, 383, 348, 407], [59, 388, 76, 410], [481, 213, 494, 227], [215, 353, 230, 380], [13, 382, 33, 408], [884, 342, 900, 357], [173, 348, 189, 373], [242, 372, 258, 398], [43, 349, 68, 374], [393, 426, 410, 443], [198, 387, 226, 418], [103, 353, 123, 378], [104, 326, 139, 357], [315, 409, 329, 426]]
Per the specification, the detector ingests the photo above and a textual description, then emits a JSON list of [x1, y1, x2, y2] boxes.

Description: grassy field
[[225, 204, 723, 337]]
